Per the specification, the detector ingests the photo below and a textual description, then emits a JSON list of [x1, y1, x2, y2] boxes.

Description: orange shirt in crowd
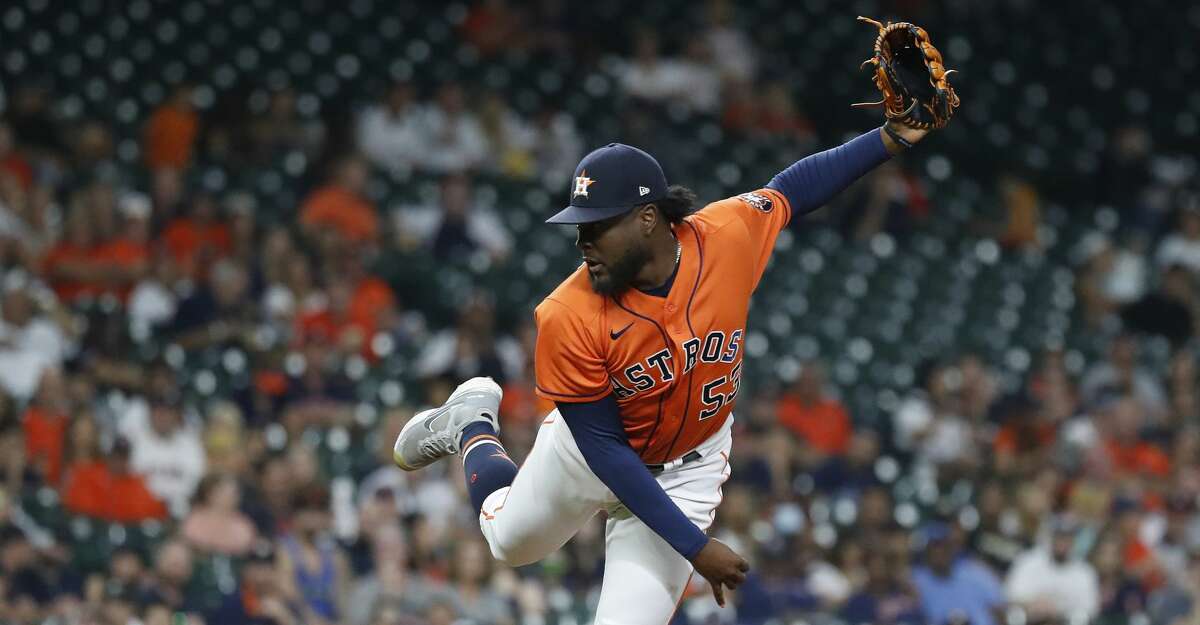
[[61, 460, 169, 523], [144, 105, 198, 170], [42, 242, 99, 302], [1105, 439, 1172, 477], [161, 218, 232, 274], [23, 407, 68, 485], [776, 395, 853, 456], [300, 186, 379, 244], [94, 237, 150, 301], [1, 154, 33, 189], [993, 423, 1058, 455], [349, 277, 396, 331]]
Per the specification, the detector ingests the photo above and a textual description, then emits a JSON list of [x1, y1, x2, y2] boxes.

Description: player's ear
[[637, 204, 658, 235]]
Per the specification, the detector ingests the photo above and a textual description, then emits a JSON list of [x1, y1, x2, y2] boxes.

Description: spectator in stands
[[210, 541, 298, 625], [703, 0, 757, 82], [300, 251, 398, 361], [278, 484, 350, 624], [1156, 203, 1200, 274], [395, 172, 512, 263], [676, 39, 722, 113], [1094, 395, 1171, 479], [0, 526, 54, 622], [160, 193, 232, 279], [1080, 334, 1168, 422], [0, 279, 70, 402], [840, 549, 923, 625], [419, 82, 488, 174], [43, 202, 100, 304], [992, 394, 1058, 475], [1077, 232, 1149, 326], [300, 155, 380, 248], [911, 523, 1005, 625], [1004, 517, 1100, 622], [61, 436, 169, 523], [617, 30, 692, 106], [94, 192, 153, 302], [893, 360, 974, 467], [414, 292, 523, 385], [21, 368, 70, 486], [447, 538, 514, 625], [169, 258, 258, 350], [358, 82, 425, 175], [7, 83, 63, 156], [776, 361, 853, 458], [264, 250, 323, 323], [478, 91, 536, 179], [529, 104, 584, 189], [182, 473, 258, 556], [248, 87, 324, 163], [118, 397, 206, 518], [347, 523, 450, 625], [460, 0, 530, 57], [0, 121, 32, 190], [140, 539, 202, 615], [1121, 263, 1197, 345], [143, 83, 198, 172]]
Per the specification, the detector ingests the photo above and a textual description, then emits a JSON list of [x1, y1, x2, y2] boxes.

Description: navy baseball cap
[[546, 142, 669, 224]]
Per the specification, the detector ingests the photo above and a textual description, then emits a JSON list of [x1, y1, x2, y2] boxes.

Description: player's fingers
[[711, 579, 726, 607], [727, 570, 746, 587], [738, 558, 750, 573]]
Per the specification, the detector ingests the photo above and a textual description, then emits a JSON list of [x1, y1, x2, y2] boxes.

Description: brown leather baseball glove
[[852, 16, 960, 129]]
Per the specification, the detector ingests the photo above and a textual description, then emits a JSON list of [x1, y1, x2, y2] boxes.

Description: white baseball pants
[[477, 412, 733, 625]]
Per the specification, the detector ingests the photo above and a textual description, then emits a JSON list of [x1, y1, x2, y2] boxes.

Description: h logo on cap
[[573, 171, 595, 198]]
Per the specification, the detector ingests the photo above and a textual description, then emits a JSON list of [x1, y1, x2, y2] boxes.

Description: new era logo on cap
[[546, 143, 669, 225]]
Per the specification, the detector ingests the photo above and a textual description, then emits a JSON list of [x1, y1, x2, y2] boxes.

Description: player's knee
[[484, 526, 544, 567]]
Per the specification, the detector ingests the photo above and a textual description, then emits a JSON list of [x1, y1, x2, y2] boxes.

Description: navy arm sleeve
[[556, 396, 709, 560], [766, 127, 891, 217]]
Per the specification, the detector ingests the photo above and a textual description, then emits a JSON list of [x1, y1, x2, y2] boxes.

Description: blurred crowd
[[0, 1, 1198, 625]]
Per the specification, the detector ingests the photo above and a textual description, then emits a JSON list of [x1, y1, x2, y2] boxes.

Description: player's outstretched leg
[[392, 377, 518, 514]]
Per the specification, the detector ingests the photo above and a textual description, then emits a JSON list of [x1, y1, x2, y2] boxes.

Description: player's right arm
[[557, 397, 748, 605]]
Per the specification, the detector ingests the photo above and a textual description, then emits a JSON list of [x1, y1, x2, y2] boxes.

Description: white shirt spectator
[[807, 559, 852, 605], [419, 107, 489, 174], [118, 399, 207, 517], [1080, 362, 1168, 415], [1005, 547, 1100, 621], [531, 111, 584, 190], [0, 290, 69, 401], [414, 329, 524, 383], [128, 279, 178, 329], [357, 104, 426, 175], [618, 58, 695, 104], [893, 394, 973, 464], [1156, 233, 1200, 273], [394, 202, 513, 261], [705, 24, 757, 80]]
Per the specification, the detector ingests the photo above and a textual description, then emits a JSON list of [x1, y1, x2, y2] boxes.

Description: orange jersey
[[534, 188, 792, 463]]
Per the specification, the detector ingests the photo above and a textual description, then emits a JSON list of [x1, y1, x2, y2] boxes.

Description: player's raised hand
[[691, 538, 750, 608]]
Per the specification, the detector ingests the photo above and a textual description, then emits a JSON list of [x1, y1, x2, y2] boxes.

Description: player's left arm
[[765, 121, 929, 221]]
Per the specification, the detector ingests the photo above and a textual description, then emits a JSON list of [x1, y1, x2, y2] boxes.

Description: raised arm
[[766, 122, 928, 218]]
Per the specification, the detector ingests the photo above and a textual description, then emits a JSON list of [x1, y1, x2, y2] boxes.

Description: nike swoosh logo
[[610, 323, 634, 340]]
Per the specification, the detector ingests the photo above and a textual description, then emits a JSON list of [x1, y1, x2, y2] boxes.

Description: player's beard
[[589, 243, 651, 296]]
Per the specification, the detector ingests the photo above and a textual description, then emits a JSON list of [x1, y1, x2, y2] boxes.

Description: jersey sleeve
[[703, 187, 792, 286], [534, 297, 610, 402]]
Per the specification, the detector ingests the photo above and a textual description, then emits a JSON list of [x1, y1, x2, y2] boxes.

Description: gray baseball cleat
[[392, 377, 502, 471]]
